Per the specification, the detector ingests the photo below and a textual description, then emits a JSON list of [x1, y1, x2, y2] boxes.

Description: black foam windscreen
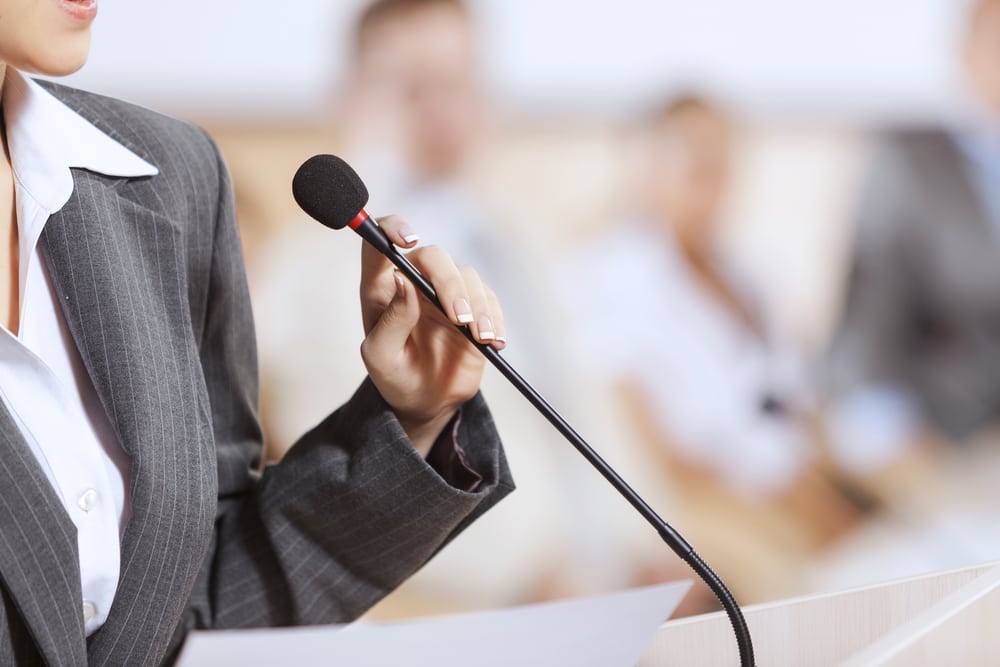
[[292, 154, 370, 229]]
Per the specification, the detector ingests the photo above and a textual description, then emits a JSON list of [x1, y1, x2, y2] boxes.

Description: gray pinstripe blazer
[[0, 81, 513, 666]]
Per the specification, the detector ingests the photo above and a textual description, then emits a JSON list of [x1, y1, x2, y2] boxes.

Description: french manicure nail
[[478, 316, 496, 341], [399, 224, 420, 245], [455, 299, 474, 324]]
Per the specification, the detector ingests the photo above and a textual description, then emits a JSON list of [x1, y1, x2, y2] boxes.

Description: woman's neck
[[0, 61, 17, 335]]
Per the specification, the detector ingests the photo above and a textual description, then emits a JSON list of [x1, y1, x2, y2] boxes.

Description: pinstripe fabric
[[0, 82, 513, 665], [0, 404, 86, 665]]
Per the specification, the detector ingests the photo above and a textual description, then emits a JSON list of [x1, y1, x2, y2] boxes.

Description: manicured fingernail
[[393, 271, 405, 298], [495, 335, 507, 345], [478, 316, 495, 341], [399, 224, 420, 245], [455, 299, 474, 324]]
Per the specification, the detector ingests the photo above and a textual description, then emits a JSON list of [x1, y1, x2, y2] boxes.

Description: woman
[[0, 1, 512, 664], [567, 96, 811, 495], [562, 96, 865, 603]]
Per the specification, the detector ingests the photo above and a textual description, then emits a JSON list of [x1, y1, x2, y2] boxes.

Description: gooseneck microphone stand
[[363, 222, 756, 667], [292, 153, 755, 666]]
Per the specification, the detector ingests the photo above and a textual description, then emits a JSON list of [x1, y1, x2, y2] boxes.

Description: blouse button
[[82, 600, 97, 623], [78, 488, 99, 513]]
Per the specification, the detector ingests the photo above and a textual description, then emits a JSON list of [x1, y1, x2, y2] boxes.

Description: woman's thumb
[[363, 271, 420, 360]]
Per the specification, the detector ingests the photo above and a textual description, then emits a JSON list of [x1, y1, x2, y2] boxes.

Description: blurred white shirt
[[563, 218, 812, 495]]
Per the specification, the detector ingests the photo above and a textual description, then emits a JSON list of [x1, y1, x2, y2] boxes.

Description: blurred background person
[[252, 0, 590, 618], [826, 0, 1000, 475], [339, 0, 507, 293], [251, 0, 498, 457], [568, 96, 812, 494], [562, 95, 866, 602], [806, 0, 1000, 590]]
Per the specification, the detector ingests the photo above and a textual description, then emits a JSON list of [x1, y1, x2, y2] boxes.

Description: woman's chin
[[24, 54, 89, 78], [17, 37, 91, 77], [43, 59, 89, 77]]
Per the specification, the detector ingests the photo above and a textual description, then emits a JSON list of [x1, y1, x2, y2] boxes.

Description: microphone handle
[[359, 217, 755, 667]]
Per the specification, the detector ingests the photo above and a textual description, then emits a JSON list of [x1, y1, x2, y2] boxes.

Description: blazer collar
[[3, 69, 157, 218], [5, 70, 160, 305]]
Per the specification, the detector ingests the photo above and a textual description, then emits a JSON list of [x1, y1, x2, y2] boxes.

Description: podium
[[640, 559, 1000, 666], [178, 560, 1000, 665]]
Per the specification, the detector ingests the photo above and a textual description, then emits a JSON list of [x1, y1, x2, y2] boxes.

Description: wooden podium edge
[[840, 562, 1000, 665], [639, 559, 999, 666]]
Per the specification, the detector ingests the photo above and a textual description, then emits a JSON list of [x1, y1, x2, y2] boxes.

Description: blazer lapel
[[0, 402, 87, 665], [41, 169, 217, 663]]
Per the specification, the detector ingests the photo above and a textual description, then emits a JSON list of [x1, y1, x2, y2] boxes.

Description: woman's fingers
[[485, 285, 507, 350], [406, 245, 474, 326], [378, 214, 421, 248], [458, 264, 507, 347], [360, 271, 420, 371], [359, 216, 420, 305], [358, 217, 507, 349]]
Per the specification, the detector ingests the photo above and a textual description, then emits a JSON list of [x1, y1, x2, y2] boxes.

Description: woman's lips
[[57, 0, 99, 23]]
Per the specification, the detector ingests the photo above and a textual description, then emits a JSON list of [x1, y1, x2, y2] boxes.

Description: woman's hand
[[359, 215, 507, 456]]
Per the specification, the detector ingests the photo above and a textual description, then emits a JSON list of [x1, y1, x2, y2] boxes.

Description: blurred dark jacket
[[829, 128, 1000, 440]]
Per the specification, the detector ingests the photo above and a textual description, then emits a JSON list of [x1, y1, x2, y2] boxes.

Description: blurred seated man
[[826, 0, 1000, 473], [255, 0, 577, 617], [563, 96, 864, 602], [341, 0, 499, 278], [338, 0, 560, 386]]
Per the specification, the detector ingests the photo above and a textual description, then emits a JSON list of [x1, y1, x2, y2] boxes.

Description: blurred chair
[[808, 0, 1000, 594]]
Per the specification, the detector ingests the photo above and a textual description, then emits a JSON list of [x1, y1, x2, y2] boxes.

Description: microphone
[[290, 154, 392, 251], [292, 154, 756, 667]]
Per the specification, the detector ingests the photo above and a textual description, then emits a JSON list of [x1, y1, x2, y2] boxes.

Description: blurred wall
[[60, 0, 967, 124]]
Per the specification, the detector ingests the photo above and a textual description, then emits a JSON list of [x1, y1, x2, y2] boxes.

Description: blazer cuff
[[328, 377, 507, 500], [425, 411, 484, 493]]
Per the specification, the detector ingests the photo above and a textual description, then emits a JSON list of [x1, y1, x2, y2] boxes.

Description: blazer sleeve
[[176, 134, 515, 636]]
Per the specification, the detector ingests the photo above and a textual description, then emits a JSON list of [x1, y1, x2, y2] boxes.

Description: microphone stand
[[363, 222, 756, 666]]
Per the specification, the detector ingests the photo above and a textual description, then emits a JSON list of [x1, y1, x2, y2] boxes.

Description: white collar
[[3, 69, 158, 216]]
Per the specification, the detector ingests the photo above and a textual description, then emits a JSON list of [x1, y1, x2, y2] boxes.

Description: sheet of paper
[[178, 580, 691, 667]]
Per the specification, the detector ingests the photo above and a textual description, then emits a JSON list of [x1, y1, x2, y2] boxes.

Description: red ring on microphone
[[348, 210, 368, 231]]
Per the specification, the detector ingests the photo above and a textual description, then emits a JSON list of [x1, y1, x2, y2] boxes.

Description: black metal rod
[[381, 234, 755, 667]]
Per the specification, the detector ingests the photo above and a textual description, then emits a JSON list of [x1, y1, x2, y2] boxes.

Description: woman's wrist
[[397, 407, 459, 458]]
